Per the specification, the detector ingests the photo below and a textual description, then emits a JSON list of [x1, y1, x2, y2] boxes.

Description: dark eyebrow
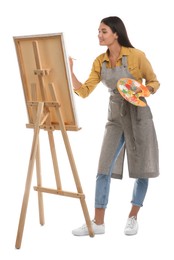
[[98, 28, 107, 32]]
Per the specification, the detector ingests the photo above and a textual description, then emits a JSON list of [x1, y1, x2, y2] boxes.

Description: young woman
[[69, 16, 160, 236]]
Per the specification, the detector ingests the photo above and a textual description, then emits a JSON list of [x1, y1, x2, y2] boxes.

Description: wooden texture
[[14, 34, 94, 249], [13, 33, 79, 131]]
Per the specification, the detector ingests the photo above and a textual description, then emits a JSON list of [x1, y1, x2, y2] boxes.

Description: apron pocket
[[108, 100, 120, 122], [136, 104, 153, 121]]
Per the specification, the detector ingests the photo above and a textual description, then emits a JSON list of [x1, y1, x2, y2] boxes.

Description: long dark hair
[[101, 16, 134, 48]]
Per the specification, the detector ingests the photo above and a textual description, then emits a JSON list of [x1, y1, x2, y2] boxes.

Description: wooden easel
[[14, 36, 94, 249]]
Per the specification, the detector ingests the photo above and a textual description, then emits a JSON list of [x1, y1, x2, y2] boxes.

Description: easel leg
[[15, 103, 44, 249], [49, 84, 94, 237], [47, 131, 62, 190], [62, 126, 94, 236], [31, 83, 45, 225], [36, 140, 45, 225]]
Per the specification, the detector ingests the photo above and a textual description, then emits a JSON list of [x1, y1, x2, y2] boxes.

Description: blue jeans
[[95, 134, 149, 208]]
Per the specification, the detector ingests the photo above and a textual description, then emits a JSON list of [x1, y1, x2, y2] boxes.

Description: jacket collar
[[102, 46, 131, 62]]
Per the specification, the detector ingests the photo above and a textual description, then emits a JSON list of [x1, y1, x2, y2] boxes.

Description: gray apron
[[97, 56, 159, 179]]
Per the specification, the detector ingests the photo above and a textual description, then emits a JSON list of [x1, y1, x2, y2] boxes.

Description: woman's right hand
[[68, 57, 82, 90]]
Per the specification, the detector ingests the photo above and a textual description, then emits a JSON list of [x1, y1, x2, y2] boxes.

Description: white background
[[0, 0, 173, 259]]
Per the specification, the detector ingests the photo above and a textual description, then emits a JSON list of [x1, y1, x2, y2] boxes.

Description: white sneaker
[[72, 220, 105, 236], [124, 216, 138, 235]]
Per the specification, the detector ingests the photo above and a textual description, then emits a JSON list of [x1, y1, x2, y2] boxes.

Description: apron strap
[[122, 56, 128, 68]]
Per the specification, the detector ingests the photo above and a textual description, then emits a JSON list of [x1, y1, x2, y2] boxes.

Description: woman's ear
[[115, 32, 118, 40]]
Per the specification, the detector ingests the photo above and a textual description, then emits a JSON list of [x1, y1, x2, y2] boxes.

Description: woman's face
[[98, 22, 118, 46]]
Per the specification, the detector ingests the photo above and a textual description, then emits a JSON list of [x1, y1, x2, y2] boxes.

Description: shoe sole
[[124, 229, 138, 236], [72, 232, 105, 236]]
